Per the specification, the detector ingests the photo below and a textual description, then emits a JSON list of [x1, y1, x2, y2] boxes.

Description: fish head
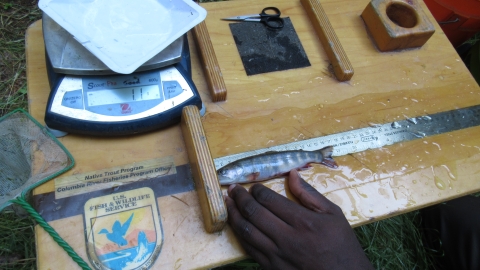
[[217, 164, 244, 185]]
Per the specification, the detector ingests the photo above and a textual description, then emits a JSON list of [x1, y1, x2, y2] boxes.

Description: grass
[[1, 1, 477, 270], [0, 0, 41, 116], [0, 211, 36, 270], [0, 0, 41, 269], [355, 212, 435, 270]]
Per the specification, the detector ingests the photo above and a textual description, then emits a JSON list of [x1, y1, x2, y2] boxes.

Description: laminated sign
[[84, 187, 163, 269]]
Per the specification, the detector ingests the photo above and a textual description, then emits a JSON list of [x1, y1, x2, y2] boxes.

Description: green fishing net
[[0, 109, 73, 210], [0, 109, 90, 269]]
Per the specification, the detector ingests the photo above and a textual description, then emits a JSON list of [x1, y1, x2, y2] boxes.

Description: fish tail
[[319, 146, 334, 159], [319, 146, 338, 168]]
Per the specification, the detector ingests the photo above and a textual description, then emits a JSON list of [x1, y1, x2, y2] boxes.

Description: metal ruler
[[214, 105, 480, 169]]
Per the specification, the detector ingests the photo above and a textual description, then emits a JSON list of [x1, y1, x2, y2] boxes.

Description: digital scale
[[42, 14, 204, 137]]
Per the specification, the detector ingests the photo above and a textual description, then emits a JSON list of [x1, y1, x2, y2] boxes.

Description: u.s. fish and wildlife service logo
[[84, 187, 163, 270]]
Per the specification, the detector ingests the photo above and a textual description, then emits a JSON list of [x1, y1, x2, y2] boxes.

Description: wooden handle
[[301, 0, 354, 81], [181, 105, 227, 233], [192, 21, 227, 102]]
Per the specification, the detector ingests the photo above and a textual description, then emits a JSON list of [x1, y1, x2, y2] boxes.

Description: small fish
[[217, 146, 337, 185]]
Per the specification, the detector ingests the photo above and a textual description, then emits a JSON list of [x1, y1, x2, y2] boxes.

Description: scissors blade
[[221, 14, 260, 21]]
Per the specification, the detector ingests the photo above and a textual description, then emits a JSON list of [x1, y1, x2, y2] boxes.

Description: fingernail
[[228, 184, 237, 194]]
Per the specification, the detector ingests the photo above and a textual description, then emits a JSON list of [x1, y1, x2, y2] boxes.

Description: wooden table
[[27, 0, 480, 269]]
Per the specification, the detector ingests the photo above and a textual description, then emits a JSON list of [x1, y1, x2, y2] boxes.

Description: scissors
[[222, 7, 284, 29]]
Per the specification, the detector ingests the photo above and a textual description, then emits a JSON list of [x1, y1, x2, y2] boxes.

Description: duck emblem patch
[[84, 187, 163, 269]]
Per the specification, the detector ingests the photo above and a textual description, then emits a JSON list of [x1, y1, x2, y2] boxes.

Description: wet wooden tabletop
[[27, 0, 480, 268]]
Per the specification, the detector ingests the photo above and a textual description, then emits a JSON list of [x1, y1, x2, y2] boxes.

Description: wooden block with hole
[[361, 0, 435, 51]]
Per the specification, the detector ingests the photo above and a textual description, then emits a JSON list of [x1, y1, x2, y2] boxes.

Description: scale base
[[44, 35, 204, 137]]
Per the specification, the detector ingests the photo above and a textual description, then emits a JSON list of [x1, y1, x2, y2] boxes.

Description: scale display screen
[[87, 85, 160, 107], [44, 52, 205, 136]]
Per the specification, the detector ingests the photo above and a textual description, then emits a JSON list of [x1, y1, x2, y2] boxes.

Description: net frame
[[0, 109, 74, 209], [0, 109, 91, 269]]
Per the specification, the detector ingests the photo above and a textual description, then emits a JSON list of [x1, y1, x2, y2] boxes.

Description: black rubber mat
[[229, 17, 310, 76]]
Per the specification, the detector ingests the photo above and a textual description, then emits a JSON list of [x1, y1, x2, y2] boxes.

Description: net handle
[[11, 197, 91, 270]]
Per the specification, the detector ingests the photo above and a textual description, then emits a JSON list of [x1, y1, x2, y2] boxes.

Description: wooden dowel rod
[[301, 0, 354, 81], [192, 21, 228, 102], [181, 105, 227, 233]]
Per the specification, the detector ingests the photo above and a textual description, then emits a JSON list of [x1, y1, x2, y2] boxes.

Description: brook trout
[[217, 146, 337, 185]]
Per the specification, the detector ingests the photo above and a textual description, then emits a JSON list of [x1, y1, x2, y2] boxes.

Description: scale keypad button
[[62, 90, 83, 109], [163, 81, 183, 99]]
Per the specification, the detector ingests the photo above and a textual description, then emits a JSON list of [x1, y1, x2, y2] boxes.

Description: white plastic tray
[[39, 0, 206, 74]]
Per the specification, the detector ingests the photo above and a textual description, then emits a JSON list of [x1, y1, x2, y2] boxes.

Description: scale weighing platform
[[42, 14, 204, 137]]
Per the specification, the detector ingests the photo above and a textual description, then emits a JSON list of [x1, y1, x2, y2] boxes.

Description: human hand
[[225, 170, 373, 270]]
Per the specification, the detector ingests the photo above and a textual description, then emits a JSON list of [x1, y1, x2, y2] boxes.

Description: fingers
[[288, 170, 340, 214], [227, 184, 291, 239], [225, 195, 271, 266], [225, 195, 299, 270], [246, 182, 309, 226]]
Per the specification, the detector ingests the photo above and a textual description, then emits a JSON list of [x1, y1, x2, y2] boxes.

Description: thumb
[[288, 169, 338, 214]]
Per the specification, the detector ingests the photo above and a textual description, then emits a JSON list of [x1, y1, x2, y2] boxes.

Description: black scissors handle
[[259, 7, 284, 29]]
